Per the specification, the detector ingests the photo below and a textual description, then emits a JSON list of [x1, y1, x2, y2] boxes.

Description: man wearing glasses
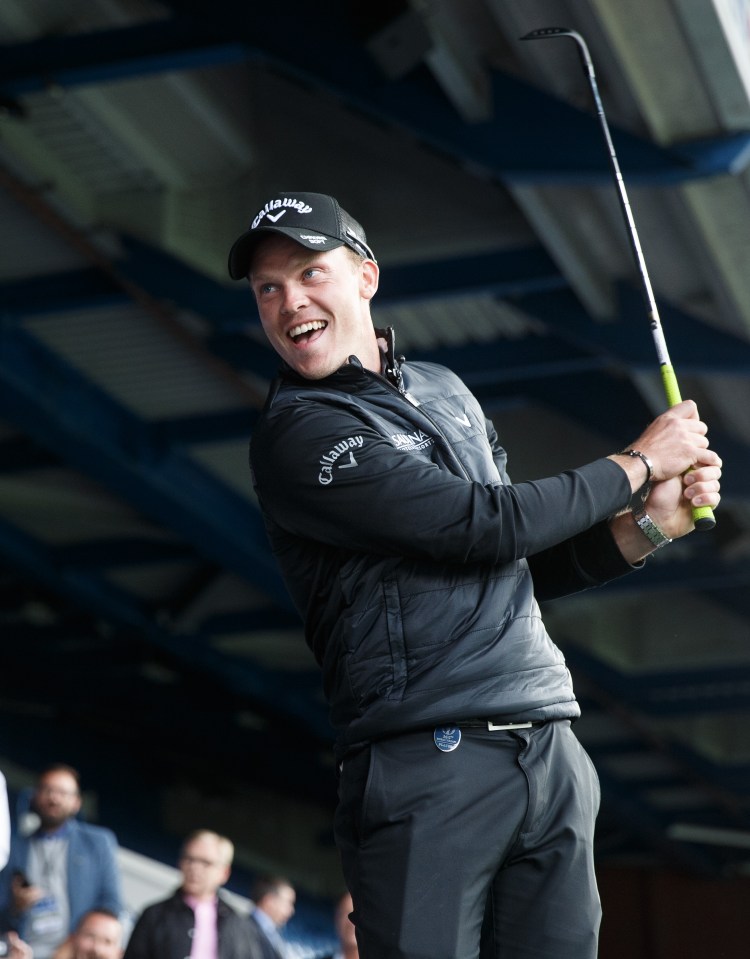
[[123, 830, 258, 959], [0, 764, 122, 959]]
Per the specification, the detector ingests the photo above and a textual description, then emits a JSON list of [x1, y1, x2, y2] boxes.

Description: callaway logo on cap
[[227, 191, 375, 280]]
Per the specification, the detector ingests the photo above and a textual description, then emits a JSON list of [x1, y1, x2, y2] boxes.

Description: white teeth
[[289, 320, 326, 339]]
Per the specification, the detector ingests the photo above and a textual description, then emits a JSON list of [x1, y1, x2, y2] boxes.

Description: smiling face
[[249, 235, 381, 379], [72, 912, 123, 959]]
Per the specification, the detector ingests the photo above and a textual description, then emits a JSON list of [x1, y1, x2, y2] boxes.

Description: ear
[[359, 259, 379, 301]]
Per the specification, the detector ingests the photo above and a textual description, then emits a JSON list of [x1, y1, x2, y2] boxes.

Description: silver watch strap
[[632, 507, 672, 549]]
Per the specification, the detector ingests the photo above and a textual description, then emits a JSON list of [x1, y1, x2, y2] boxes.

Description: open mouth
[[288, 320, 327, 344]]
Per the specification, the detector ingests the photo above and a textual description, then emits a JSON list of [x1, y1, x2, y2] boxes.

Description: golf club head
[[521, 27, 577, 41], [520, 27, 591, 64]]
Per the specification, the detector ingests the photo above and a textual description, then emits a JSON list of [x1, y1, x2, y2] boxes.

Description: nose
[[279, 282, 309, 315]]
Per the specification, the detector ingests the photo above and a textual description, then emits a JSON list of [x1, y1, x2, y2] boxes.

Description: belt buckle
[[486, 720, 533, 731]]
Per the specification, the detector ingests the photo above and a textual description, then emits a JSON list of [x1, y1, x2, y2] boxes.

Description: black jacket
[[123, 891, 259, 959], [250, 352, 637, 750]]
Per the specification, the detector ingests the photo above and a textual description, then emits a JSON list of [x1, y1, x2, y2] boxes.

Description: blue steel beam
[[199, 607, 304, 635], [0, 435, 60, 472], [578, 700, 750, 801], [0, 269, 124, 316], [667, 743, 750, 798], [2, 12, 749, 183], [0, 513, 329, 737], [114, 237, 750, 376], [151, 408, 259, 447], [6, 262, 750, 387], [568, 651, 750, 845], [51, 537, 196, 569], [592, 764, 721, 874], [0, 620, 322, 727], [8, 239, 748, 381], [566, 647, 750, 718], [114, 236, 254, 330], [6, 296, 745, 491], [5, 243, 749, 487], [0, 625, 337, 816], [515, 285, 750, 374], [485, 381, 748, 498], [0, 323, 289, 608], [573, 541, 750, 596], [0, 18, 247, 95], [114, 236, 570, 328]]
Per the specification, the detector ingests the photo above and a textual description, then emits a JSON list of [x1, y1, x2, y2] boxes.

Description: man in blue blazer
[[0, 764, 122, 959], [247, 876, 296, 959]]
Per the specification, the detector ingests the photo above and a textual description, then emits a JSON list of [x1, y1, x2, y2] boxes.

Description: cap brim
[[228, 226, 344, 280]]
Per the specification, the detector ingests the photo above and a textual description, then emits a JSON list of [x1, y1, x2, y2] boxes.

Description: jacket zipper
[[359, 363, 474, 482]]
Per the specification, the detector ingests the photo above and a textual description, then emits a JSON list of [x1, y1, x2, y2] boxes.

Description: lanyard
[[35, 837, 65, 885]]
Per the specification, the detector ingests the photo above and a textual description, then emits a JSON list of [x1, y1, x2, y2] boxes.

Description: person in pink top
[[123, 831, 258, 959]]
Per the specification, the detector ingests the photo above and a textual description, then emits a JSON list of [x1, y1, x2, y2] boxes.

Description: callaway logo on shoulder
[[318, 435, 364, 486]]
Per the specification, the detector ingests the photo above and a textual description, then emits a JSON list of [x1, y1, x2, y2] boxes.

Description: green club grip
[[660, 364, 715, 530]]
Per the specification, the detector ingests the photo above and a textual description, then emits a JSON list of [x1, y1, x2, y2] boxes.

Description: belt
[[454, 719, 547, 731]]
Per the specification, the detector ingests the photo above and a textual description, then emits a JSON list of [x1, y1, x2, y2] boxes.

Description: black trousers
[[335, 720, 601, 959]]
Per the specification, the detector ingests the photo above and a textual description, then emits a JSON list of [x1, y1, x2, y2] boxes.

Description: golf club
[[521, 26, 715, 530]]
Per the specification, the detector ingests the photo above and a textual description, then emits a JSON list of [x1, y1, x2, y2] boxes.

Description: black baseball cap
[[227, 191, 375, 280]]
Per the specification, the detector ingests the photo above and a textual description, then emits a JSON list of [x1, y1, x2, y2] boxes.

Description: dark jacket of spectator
[[123, 891, 257, 959]]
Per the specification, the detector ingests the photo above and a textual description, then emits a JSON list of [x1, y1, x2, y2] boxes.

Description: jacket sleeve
[[251, 399, 634, 568], [225, 911, 268, 959], [484, 415, 641, 596], [0, 773, 9, 872], [122, 906, 156, 959], [528, 518, 642, 600]]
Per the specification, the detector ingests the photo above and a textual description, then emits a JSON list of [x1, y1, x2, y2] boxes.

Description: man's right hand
[[6, 930, 34, 959], [10, 874, 43, 913]]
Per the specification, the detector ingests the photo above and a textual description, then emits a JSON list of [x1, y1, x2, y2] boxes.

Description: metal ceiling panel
[[20, 303, 249, 418], [0, 181, 90, 279]]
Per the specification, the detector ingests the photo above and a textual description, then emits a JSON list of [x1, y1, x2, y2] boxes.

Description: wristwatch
[[632, 506, 672, 550]]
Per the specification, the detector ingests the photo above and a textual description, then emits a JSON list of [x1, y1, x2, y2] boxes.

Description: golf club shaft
[[522, 27, 715, 530]]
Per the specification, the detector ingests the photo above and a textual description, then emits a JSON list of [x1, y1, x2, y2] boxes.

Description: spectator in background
[[1, 774, 29, 959], [0, 764, 123, 959], [123, 829, 258, 959], [0, 771, 9, 871], [52, 909, 123, 959], [247, 876, 295, 959], [327, 891, 357, 959]]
